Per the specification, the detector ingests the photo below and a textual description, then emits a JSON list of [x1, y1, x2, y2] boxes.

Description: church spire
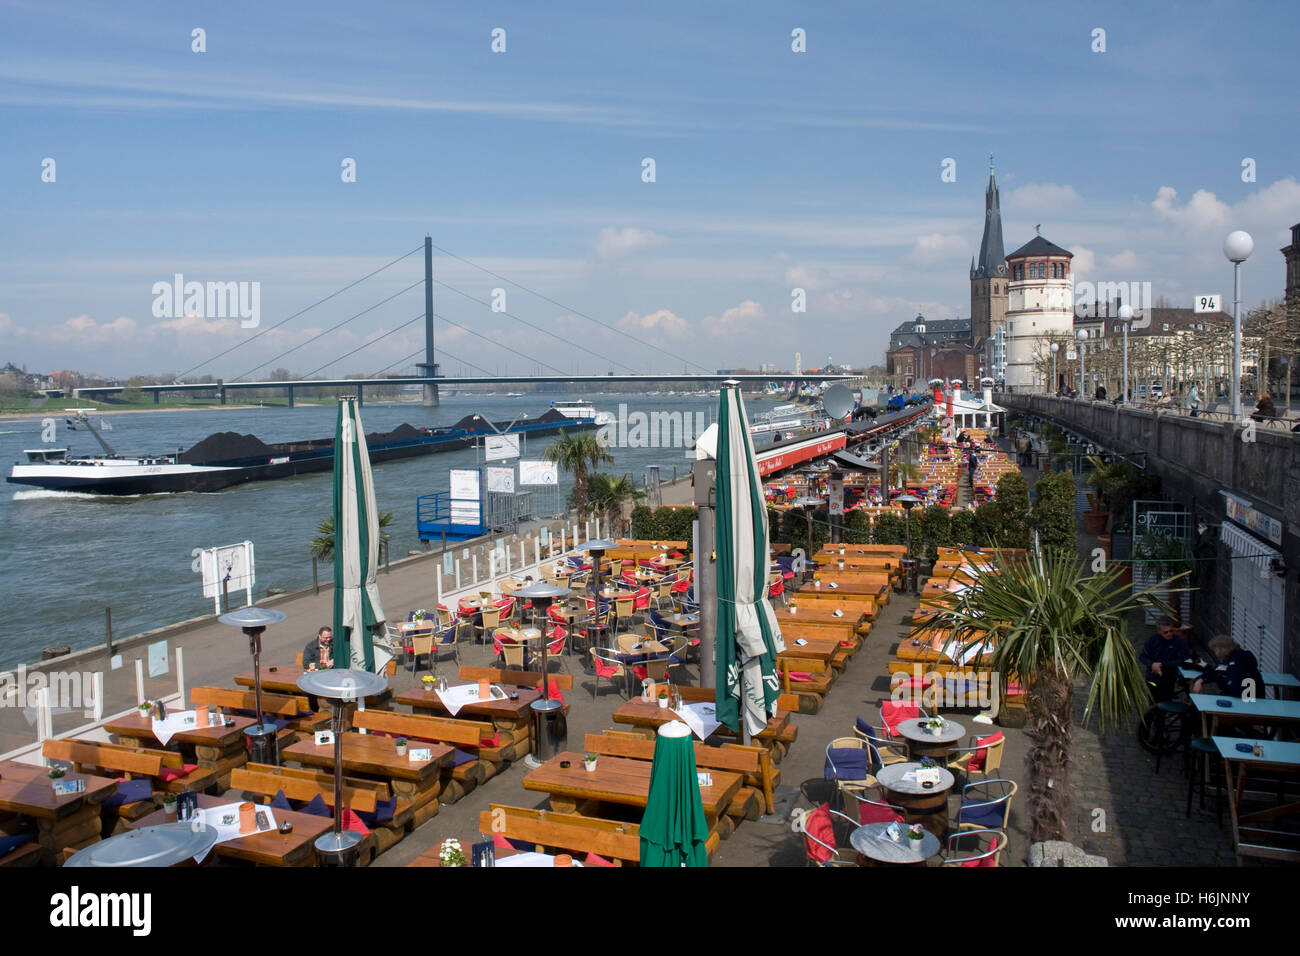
[[974, 165, 1005, 280]]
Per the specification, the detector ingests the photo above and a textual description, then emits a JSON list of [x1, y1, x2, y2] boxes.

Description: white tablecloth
[[671, 701, 721, 740], [150, 710, 208, 746], [495, 851, 583, 868], [436, 683, 507, 717], [191, 801, 279, 863]]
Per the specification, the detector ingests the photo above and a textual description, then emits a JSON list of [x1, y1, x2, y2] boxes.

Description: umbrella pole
[[692, 459, 716, 688], [332, 704, 345, 841]]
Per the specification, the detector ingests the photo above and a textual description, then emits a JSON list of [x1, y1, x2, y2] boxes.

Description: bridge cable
[[304, 312, 425, 378], [174, 244, 424, 380], [426, 239, 711, 373]]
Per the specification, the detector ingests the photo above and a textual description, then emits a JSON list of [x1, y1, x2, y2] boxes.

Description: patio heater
[[218, 606, 287, 765], [515, 581, 571, 769], [583, 537, 617, 648], [296, 667, 388, 866], [65, 822, 217, 867], [896, 493, 922, 595]]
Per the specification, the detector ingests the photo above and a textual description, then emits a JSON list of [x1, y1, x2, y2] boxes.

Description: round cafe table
[[875, 762, 955, 838], [896, 717, 966, 760], [850, 822, 939, 866]]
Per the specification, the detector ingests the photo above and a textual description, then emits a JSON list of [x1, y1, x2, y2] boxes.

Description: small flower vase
[[658, 695, 669, 709], [395, 741, 408, 756], [583, 758, 597, 772], [164, 797, 177, 818], [789, 605, 797, 615]]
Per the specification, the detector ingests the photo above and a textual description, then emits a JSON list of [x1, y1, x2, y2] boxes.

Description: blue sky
[[2, 0, 1297, 379]]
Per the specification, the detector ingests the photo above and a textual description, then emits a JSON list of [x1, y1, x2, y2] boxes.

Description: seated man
[[1192, 635, 1263, 700], [1138, 616, 1189, 702]]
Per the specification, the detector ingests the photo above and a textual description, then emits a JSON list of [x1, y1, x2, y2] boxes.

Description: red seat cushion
[[584, 852, 616, 867], [157, 763, 199, 783], [880, 701, 919, 736], [966, 731, 1002, 772], [803, 804, 836, 865], [961, 836, 999, 867], [340, 808, 370, 836]]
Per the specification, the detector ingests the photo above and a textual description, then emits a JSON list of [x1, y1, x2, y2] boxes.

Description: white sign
[[1193, 294, 1221, 314], [486, 466, 515, 494], [828, 477, 844, 517], [200, 540, 255, 613], [485, 434, 520, 461], [519, 460, 558, 486], [449, 468, 481, 524], [1066, 348, 1077, 361]]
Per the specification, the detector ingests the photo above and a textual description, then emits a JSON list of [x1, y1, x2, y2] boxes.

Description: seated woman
[[1192, 634, 1264, 700]]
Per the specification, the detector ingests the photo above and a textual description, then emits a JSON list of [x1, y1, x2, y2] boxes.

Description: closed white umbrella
[[332, 397, 386, 672]]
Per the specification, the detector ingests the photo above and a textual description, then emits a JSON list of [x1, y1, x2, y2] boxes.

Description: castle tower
[[1003, 230, 1075, 392], [970, 157, 1008, 345]]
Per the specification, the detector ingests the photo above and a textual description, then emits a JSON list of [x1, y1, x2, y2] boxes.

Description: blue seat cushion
[[0, 833, 34, 857], [357, 794, 398, 828], [959, 801, 1005, 828], [451, 748, 478, 768], [268, 789, 293, 812], [855, 717, 876, 738], [103, 778, 153, 807], [824, 747, 872, 781], [299, 793, 330, 817]]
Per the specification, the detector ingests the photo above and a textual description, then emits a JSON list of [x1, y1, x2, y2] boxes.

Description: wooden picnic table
[[0, 759, 119, 864], [523, 751, 741, 827], [778, 637, 841, 665], [129, 792, 332, 867], [104, 711, 256, 787], [395, 684, 539, 726], [778, 604, 869, 629], [235, 665, 392, 703], [612, 698, 791, 744], [281, 734, 452, 798]]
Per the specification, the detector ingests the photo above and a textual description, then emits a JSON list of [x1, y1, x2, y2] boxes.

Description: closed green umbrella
[[332, 397, 386, 672], [714, 385, 784, 737], [639, 721, 709, 867]]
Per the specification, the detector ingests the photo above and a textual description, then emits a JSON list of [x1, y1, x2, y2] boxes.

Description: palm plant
[[588, 473, 643, 537], [543, 429, 614, 518], [912, 549, 1189, 844], [310, 512, 393, 561]]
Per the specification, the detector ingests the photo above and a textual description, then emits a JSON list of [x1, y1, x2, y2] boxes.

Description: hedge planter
[[1082, 510, 1109, 535]]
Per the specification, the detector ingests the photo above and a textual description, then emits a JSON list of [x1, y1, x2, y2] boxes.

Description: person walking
[[1185, 382, 1200, 418]]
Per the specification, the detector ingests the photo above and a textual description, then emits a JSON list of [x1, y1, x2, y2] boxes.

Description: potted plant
[[788, 600, 797, 615], [583, 752, 598, 772], [163, 793, 178, 817], [137, 702, 152, 717], [421, 674, 436, 693], [657, 689, 669, 709], [906, 824, 925, 843], [394, 737, 408, 757], [438, 838, 467, 868], [48, 767, 66, 787]]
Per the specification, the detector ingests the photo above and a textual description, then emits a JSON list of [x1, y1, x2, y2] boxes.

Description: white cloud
[[1006, 183, 1082, 210], [594, 226, 667, 260], [1104, 250, 1140, 272], [617, 308, 688, 338], [1151, 185, 1229, 231], [1069, 246, 1097, 278], [903, 233, 967, 265], [703, 300, 765, 338]]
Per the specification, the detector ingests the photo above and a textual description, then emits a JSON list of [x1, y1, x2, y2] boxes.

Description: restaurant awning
[[831, 449, 880, 472]]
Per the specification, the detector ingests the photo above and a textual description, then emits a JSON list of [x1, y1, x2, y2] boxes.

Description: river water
[[0, 391, 769, 668]]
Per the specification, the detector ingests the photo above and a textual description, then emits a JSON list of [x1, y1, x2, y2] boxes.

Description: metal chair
[[946, 732, 1005, 781], [589, 648, 626, 701], [954, 779, 1017, 830], [476, 605, 503, 644], [500, 640, 530, 671], [940, 826, 1007, 866], [792, 804, 860, 867], [842, 786, 907, 825], [825, 736, 879, 809], [853, 718, 912, 764], [408, 634, 434, 674], [429, 621, 460, 673]]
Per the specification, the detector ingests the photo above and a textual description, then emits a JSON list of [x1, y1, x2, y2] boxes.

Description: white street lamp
[[1224, 230, 1254, 419], [1050, 342, 1059, 395], [1117, 304, 1133, 404], [1077, 329, 1089, 397]]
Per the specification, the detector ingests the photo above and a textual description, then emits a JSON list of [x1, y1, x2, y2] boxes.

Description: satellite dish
[[821, 384, 854, 420], [694, 422, 719, 460]]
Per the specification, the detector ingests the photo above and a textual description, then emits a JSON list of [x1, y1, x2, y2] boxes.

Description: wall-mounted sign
[[1221, 491, 1283, 546], [486, 466, 515, 494]]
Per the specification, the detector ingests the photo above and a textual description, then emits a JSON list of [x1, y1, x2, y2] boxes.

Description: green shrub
[[972, 502, 1001, 547], [1033, 471, 1077, 555], [918, 505, 950, 563], [630, 505, 655, 539], [653, 505, 697, 541], [844, 509, 873, 545], [782, 509, 809, 547], [767, 506, 787, 543], [993, 472, 1030, 549], [873, 512, 906, 545], [948, 509, 976, 547], [809, 508, 831, 554]]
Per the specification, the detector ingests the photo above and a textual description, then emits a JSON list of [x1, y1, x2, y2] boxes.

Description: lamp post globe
[[1049, 342, 1059, 395], [1223, 230, 1253, 420]]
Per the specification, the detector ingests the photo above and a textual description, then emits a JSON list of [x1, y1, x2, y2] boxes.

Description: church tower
[[970, 157, 1008, 345]]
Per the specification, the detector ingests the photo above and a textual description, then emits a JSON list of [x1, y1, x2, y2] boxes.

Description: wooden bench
[[452, 804, 717, 866], [778, 659, 833, 714], [675, 685, 798, 761], [585, 731, 776, 819], [230, 763, 398, 861], [352, 709, 495, 803], [190, 685, 330, 753]]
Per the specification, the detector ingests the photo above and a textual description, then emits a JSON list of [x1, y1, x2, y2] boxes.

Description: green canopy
[[332, 397, 386, 672], [639, 721, 709, 867], [714, 385, 785, 736]]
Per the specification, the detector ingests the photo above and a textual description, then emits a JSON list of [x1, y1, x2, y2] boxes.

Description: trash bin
[[898, 557, 919, 595]]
